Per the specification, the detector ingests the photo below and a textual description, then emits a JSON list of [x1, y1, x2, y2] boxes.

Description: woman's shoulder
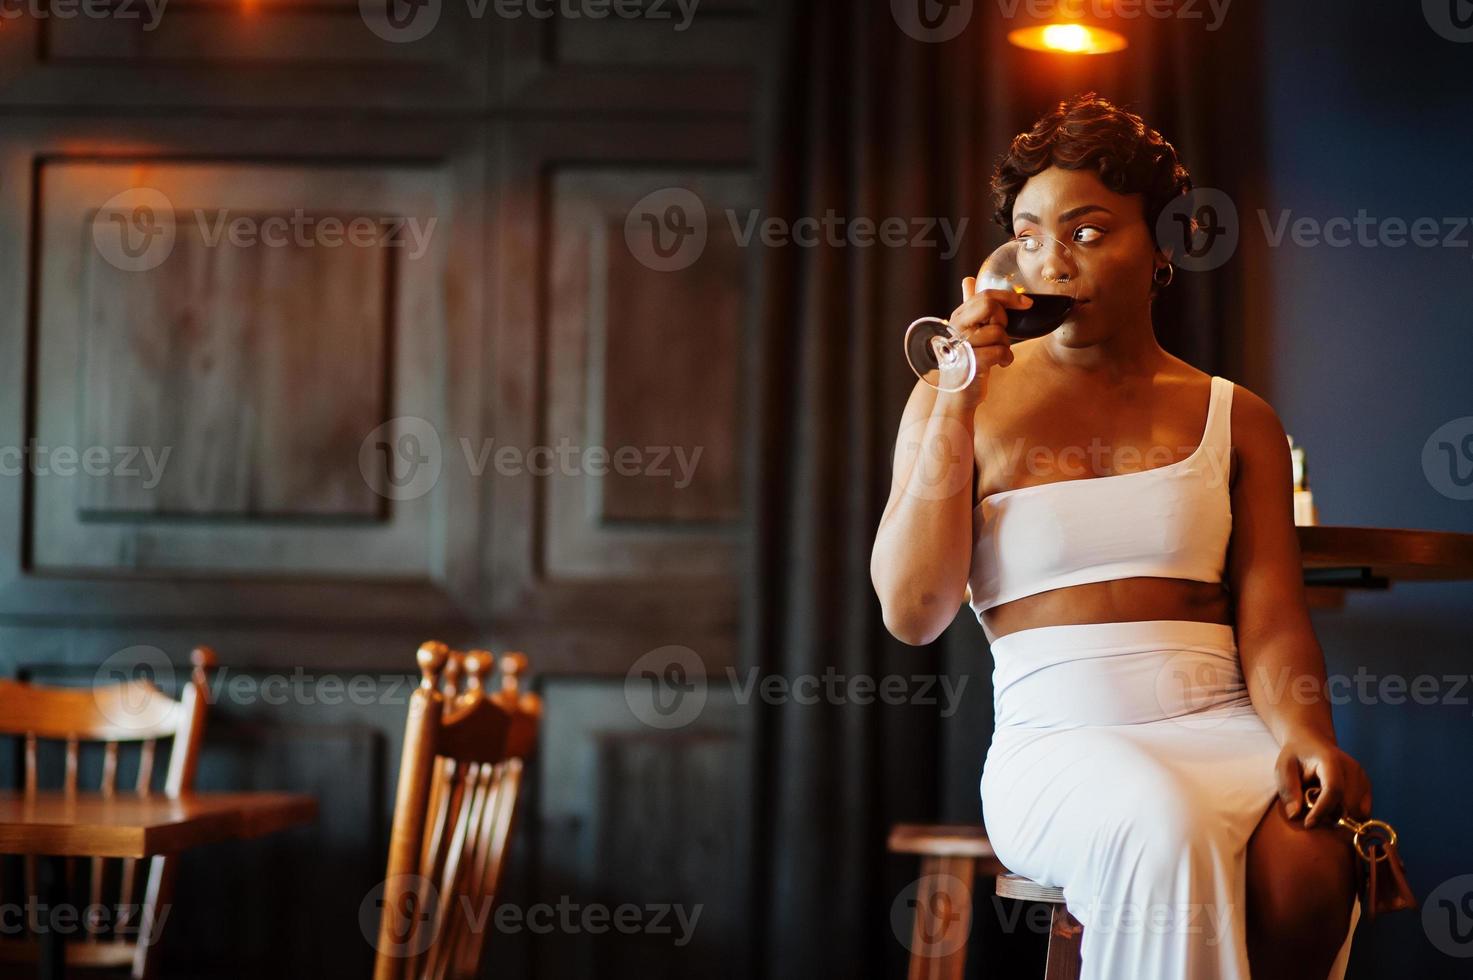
[[1181, 369, 1290, 492], [1172, 359, 1279, 435], [1158, 360, 1286, 436], [1221, 378, 1289, 452], [1156, 356, 1214, 395]]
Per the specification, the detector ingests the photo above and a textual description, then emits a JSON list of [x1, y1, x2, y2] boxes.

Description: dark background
[[0, 0, 1468, 977]]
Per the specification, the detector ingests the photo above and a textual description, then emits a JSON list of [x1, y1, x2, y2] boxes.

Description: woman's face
[[1007, 165, 1164, 343]]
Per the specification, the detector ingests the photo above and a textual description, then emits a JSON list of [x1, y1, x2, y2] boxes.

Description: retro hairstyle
[[989, 92, 1192, 251]]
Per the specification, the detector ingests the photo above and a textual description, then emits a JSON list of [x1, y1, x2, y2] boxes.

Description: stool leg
[[1043, 904, 1083, 980], [906, 855, 975, 980]]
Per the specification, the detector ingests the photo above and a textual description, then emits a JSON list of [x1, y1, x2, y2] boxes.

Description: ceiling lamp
[[1007, 21, 1129, 55]]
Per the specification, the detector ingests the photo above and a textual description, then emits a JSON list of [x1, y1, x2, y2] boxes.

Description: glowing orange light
[[1007, 23, 1128, 55]]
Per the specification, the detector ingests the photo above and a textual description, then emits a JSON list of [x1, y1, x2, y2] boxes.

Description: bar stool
[[887, 824, 1006, 980], [994, 874, 1084, 980]]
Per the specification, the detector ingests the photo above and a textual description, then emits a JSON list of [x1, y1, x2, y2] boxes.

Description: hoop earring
[[1153, 263, 1175, 288]]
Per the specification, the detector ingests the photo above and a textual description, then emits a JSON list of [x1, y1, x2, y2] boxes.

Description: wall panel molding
[[487, 118, 757, 673], [0, 117, 488, 626]]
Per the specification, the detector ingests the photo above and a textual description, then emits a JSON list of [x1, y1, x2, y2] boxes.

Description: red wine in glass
[[1005, 292, 1075, 339]]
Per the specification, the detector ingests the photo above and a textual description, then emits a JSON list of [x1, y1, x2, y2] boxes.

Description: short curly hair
[[990, 92, 1192, 248]]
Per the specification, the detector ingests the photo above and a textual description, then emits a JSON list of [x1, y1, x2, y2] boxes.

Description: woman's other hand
[[1273, 731, 1373, 828]]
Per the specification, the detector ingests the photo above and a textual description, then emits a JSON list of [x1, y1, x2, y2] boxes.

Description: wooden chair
[[0, 647, 216, 980], [372, 643, 542, 980]]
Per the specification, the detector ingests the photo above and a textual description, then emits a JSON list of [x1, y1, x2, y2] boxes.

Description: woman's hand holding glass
[[904, 234, 1079, 397], [930, 278, 1031, 404]]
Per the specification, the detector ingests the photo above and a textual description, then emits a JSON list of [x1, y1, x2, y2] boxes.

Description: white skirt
[[979, 619, 1359, 979]]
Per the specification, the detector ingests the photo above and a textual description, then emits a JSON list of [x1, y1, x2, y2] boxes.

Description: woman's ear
[[1148, 246, 1174, 297]]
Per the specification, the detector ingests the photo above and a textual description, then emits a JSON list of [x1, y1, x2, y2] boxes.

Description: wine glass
[[904, 234, 1080, 392]]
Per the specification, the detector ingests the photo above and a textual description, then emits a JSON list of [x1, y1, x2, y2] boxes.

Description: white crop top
[[966, 375, 1234, 617]]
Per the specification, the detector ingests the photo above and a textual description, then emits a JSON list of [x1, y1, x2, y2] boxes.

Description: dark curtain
[[745, 2, 1265, 976]]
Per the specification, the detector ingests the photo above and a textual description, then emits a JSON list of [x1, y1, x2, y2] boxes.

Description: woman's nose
[[1042, 252, 1074, 284], [1017, 237, 1079, 287]]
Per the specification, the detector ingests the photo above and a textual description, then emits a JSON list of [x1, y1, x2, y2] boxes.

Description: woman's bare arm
[[870, 382, 983, 645], [870, 279, 1026, 645], [1227, 384, 1372, 826]]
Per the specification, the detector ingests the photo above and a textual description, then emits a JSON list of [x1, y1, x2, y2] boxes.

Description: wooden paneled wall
[[0, 3, 767, 975]]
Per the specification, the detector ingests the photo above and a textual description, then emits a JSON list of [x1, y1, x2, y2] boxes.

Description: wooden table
[[1298, 524, 1473, 607], [0, 790, 317, 979]]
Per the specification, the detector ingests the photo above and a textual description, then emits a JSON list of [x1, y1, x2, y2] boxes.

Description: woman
[[871, 93, 1369, 979]]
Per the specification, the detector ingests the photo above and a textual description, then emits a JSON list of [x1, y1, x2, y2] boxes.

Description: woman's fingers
[[1272, 737, 1374, 829], [949, 287, 1033, 328], [949, 291, 1023, 348], [1275, 749, 1305, 819], [955, 322, 1013, 371], [1346, 761, 1372, 819], [1303, 763, 1344, 829], [972, 342, 1012, 370], [953, 320, 1010, 347], [941, 278, 1021, 383]]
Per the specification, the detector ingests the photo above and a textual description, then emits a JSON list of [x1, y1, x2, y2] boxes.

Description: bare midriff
[[981, 576, 1233, 644]]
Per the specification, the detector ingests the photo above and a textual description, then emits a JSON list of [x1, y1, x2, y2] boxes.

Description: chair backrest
[[0, 646, 216, 979], [373, 642, 542, 980]]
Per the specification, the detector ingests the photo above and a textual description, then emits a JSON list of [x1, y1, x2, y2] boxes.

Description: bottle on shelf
[[1287, 434, 1319, 526]]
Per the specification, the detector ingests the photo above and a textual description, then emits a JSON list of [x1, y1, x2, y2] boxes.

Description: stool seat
[[887, 823, 1008, 868], [995, 872, 1066, 903], [994, 873, 1083, 979]]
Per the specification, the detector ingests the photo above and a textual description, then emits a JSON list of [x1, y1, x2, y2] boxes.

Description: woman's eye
[[1073, 226, 1104, 243]]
